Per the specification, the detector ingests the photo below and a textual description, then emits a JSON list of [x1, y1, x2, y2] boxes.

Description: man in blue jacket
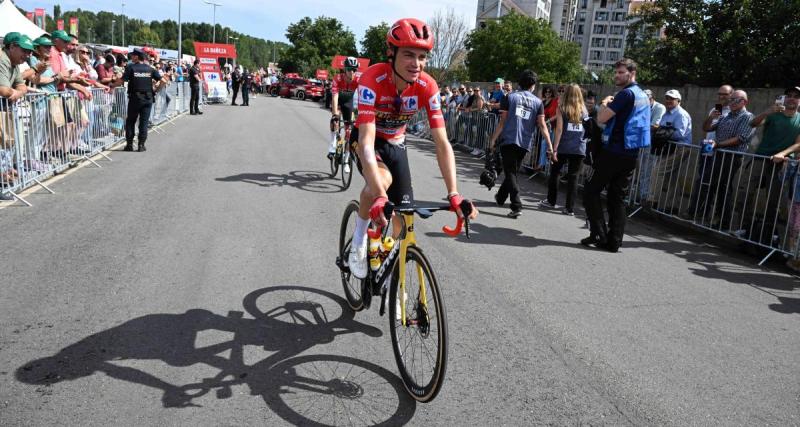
[[582, 58, 650, 252]]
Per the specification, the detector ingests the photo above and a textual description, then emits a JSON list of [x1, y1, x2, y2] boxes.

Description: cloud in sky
[[13, 0, 478, 46]]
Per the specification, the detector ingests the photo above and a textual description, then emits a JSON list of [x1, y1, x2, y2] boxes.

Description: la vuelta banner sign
[[192, 42, 237, 82]]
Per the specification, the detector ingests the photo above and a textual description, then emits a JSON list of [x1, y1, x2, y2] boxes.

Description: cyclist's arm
[[357, 122, 387, 199], [331, 93, 339, 116], [430, 127, 458, 197]]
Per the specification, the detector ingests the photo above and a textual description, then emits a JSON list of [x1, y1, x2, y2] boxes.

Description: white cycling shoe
[[348, 244, 368, 279]]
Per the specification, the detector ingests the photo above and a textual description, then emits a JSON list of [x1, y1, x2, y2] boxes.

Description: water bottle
[[701, 139, 714, 156], [368, 236, 381, 271]]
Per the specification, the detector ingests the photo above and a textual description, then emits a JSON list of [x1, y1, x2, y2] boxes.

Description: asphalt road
[[1, 94, 798, 426]]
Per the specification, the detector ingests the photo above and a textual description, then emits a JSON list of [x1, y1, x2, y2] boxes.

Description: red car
[[277, 77, 324, 101]]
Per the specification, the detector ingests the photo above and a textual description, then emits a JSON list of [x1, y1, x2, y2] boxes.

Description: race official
[[189, 59, 202, 115], [122, 49, 163, 152]]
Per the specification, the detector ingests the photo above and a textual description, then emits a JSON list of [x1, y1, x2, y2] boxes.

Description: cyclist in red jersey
[[328, 57, 360, 168], [347, 18, 478, 279]]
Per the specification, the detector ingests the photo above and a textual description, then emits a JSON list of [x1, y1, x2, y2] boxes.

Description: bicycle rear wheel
[[388, 245, 447, 402], [341, 152, 353, 190], [338, 200, 365, 311]]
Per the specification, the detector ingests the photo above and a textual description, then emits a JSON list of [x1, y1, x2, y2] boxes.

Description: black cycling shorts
[[350, 127, 414, 207], [339, 103, 354, 125]]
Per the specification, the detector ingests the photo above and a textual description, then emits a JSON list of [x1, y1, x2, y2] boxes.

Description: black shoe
[[327, 152, 335, 160], [137, 144, 146, 152], [604, 242, 620, 253], [123, 143, 134, 152], [494, 193, 505, 207], [197, 111, 204, 115], [580, 235, 607, 248], [231, 103, 238, 106], [507, 210, 521, 219]]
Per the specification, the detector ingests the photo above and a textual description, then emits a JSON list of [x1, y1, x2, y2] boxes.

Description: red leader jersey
[[331, 72, 359, 96], [355, 63, 445, 143]]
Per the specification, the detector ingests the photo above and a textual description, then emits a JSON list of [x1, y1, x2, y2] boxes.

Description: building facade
[[573, 0, 632, 70], [475, 0, 552, 28], [550, 0, 579, 41]]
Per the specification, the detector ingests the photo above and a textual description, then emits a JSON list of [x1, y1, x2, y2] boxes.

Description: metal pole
[[496, 0, 502, 18], [178, 0, 182, 63], [111, 20, 115, 46], [212, 6, 216, 43], [121, 2, 126, 46]]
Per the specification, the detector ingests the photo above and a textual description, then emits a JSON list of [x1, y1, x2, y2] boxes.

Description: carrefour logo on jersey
[[359, 86, 376, 106], [428, 94, 441, 111], [401, 96, 418, 112]]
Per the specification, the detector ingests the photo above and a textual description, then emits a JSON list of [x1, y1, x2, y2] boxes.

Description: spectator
[[637, 89, 666, 202], [0, 32, 33, 197], [583, 58, 651, 252], [73, 45, 110, 92], [488, 69, 553, 218], [540, 84, 588, 215], [231, 66, 242, 105], [583, 90, 602, 165], [703, 85, 733, 141], [740, 85, 800, 242], [537, 86, 559, 171], [705, 89, 755, 230], [28, 37, 57, 93], [471, 86, 485, 111], [768, 132, 800, 270], [240, 68, 251, 106], [448, 85, 465, 111], [645, 89, 692, 211], [96, 54, 122, 88], [487, 78, 505, 112], [189, 59, 202, 115]]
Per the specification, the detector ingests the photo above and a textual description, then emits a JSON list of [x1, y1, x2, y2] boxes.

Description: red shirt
[[331, 72, 359, 95], [356, 63, 444, 142]]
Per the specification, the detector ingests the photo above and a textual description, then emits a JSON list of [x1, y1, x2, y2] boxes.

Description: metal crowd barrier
[[1, 82, 191, 206], [407, 109, 799, 264]]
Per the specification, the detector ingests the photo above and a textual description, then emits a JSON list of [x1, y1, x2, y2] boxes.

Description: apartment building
[[550, 0, 579, 41], [475, 0, 552, 28], [573, 0, 632, 69]]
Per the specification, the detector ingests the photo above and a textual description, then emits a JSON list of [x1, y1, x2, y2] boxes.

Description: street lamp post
[[227, 35, 238, 65], [111, 20, 116, 46], [203, 0, 222, 43], [121, 1, 126, 46], [178, 0, 182, 64]]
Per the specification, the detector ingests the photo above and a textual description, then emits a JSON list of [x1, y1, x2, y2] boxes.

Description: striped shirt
[[713, 108, 755, 152]]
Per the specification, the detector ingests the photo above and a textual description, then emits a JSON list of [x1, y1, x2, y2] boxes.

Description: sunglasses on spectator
[[729, 97, 745, 104], [717, 92, 731, 96], [80, 50, 89, 54]]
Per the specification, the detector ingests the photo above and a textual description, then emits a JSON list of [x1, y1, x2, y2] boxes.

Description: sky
[[13, 0, 479, 46]]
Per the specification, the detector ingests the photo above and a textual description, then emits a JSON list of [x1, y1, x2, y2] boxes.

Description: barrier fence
[[0, 82, 191, 206], [408, 108, 800, 264]]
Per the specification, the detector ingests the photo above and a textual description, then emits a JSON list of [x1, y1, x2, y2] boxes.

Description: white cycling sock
[[353, 215, 369, 249], [328, 132, 337, 153]]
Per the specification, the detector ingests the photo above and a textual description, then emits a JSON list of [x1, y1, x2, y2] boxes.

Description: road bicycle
[[329, 119, 354, 190], [335, 199, 472, 402]]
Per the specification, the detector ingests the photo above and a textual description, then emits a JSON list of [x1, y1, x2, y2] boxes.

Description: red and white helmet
[[386, 18, 433, 52]]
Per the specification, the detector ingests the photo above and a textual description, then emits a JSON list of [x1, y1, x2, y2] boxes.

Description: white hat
[[665, 89, 681, 100]]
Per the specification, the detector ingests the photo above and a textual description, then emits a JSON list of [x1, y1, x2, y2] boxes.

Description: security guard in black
[[123, 49, 162, 152]]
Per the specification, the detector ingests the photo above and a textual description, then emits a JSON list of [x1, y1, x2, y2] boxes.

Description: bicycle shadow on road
[[15, 285, 416, 426], [215, 170, 344, 193]]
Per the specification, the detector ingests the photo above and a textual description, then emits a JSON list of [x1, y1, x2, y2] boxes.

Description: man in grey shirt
[[638, 89, 666, 202]]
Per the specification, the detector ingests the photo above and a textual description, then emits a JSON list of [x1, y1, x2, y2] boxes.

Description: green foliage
[[626, 0, 800, 87], [30, 6, 288, 70], [360, 22, 389, 65], [132, 25, 162, 47], [280, 16, 357, 76], [464, 13, 584, 84]]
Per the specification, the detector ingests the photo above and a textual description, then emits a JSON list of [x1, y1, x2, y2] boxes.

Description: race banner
[[192, 42, 237, 82], [25, 12, 33, 22], [57, 19, 65, 31], [34, 8, 45, 29], [69, 17, 79, 36], [315, 69, 329, 80]]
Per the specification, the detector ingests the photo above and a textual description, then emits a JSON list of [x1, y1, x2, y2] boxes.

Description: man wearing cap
[[487, 78, 505, 112], [49, 30, 82, 93], [122, 48, 164, 152], [0, 32, 33, 195], [646, 89, 692, 209], [739, 86, 800, 241], [28, 37, 58, 93]]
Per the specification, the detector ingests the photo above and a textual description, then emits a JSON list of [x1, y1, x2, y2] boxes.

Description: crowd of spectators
[[430, 67, 800, 268]]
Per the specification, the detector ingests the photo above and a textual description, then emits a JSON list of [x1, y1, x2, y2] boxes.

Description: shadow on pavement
[[15, 286, 416, 425], [215, 170, 344, 193]]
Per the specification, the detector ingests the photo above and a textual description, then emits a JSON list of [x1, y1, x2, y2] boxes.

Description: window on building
[[593, 25, 607, 34], [607, 51, 620, 62], [610, 25, 624, 35], [591, 37, 606, 47], [608, 38, 623, 48], [581, 0, 588, 8], [613, 12, 626, 21], [590, 50, 603, 60], [595, 11, 609, 21], [579, 11, 586, 21], [600, 0, 607, 8], [577, 24, 584, 35], [617, 0, 625, 9]]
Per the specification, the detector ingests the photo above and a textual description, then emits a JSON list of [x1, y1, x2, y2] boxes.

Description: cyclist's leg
[[328, 114, 340, 156]]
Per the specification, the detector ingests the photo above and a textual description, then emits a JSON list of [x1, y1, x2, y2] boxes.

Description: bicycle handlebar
[[366, 200, 472, 239]]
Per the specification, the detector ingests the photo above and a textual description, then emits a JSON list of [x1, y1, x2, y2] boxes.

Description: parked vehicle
[[277, 77, 324, 101]]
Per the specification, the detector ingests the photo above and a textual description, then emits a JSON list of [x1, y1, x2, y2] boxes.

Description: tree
[[132, 25, 162, 47], [428, 8, 469, 82], [464, 13, 583, 83], [626, 0, 800, 87], [281, 16, 357, 75], [360, 22, 389, 65]]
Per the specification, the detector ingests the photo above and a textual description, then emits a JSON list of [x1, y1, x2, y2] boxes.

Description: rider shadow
[[426, 221, 579, 249], [15, 285, 417, 426], [215, 170, 343, 193]]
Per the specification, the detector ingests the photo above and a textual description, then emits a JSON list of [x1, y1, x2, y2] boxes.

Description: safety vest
[[603, 84, 651, 150]]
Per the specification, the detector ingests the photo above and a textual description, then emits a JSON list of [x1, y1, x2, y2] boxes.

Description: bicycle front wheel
[[329, 152, 339, 177], [389, 245, 448, 402], [341, 152, 353, 190], [338, 200, 365, 311]]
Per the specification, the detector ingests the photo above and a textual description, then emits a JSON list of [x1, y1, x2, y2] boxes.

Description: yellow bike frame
[[396, 213, 428, 327]]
